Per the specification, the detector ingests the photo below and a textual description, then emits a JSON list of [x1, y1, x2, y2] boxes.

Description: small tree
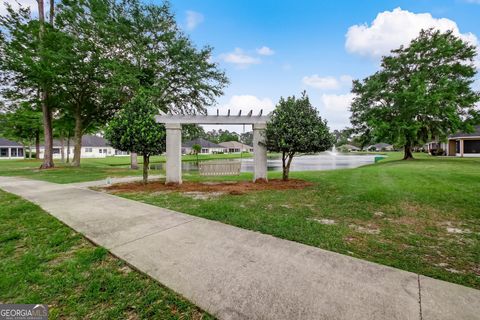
[[192, 144, 201, 162], [105, 92, 166, 184], [266, 92, 333, 180]]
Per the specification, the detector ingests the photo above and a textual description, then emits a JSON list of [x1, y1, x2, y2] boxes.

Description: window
[[52, 148, 60, 154], [17, 148, 24, 157], [103, 149, 107, 154], [201, 148, 209, 154], [99, 149, 102, 153], [1, 148, 8, 157], [464, 140, 480, 154], [11, 148, 17, 157], [85, 147, 92, 152]]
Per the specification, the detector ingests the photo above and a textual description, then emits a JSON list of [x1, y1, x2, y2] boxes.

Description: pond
[[151, 152, 384, 173]]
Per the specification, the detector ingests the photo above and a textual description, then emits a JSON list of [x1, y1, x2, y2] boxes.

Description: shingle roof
[[218, 141, 253, 149], [368, 143, 392, 149], [0, 137, 22, 147], [339, 144, 360, 150], [449, 125, 480, 138], [50, 135, 110, 147], [182, 138, 224, 148]]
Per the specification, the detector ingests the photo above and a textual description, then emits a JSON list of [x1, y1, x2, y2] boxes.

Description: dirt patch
[[183, 191, 225, 200], [349, 223, 381, 235], [102, 179, 313, 195], [309, 218, 336, 225]]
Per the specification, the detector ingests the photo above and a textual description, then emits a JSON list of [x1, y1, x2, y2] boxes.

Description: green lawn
[[114, 153, 480, 289], [0, 153, 251, 183], [0, 190, 213, 319]]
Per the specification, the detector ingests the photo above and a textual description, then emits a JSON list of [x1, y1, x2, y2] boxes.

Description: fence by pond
[[198, 161, 241, 176]]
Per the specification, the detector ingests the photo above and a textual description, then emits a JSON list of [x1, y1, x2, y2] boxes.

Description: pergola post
[[253, 123, 267, 182], [460, 139, 464, 157], [165, 123, 182, 184]]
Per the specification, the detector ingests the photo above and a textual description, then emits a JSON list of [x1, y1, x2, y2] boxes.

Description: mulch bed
[[102, 179, 313, 195]]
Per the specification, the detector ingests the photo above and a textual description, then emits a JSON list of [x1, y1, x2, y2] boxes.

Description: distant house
[[38, 135, 125, 159], [338, 144, 360, 152], [182, 138, 225, 154], [0, 138, 24, 159], [425, 125, 480, 157], [367, 143, 394, 151], [446, 125, 480, 157], [219, 141, 253, 153]]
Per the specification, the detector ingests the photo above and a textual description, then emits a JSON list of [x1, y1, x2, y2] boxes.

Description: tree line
[[0, 0, 228, 168]]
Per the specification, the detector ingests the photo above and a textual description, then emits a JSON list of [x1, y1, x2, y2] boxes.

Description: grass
[[0, 153, 251, 183], [0, 190, 213, 319], [114, 152, 480, 289]]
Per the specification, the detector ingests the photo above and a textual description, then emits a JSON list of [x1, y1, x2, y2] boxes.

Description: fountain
[[327, 145, 338, 156]]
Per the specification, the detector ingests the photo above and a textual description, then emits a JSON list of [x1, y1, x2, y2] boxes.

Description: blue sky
[[2, 1, 479, 132], [163, 0, 480, 132]]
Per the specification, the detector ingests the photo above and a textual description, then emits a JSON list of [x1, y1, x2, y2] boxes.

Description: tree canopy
[[350, 29, 480, 159], [105, 91, 166, 184], [266, 92, 333, 180], [0, 0, 228, 168]]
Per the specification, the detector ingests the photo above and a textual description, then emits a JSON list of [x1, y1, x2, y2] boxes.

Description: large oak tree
[[350, 29, 480, 160]]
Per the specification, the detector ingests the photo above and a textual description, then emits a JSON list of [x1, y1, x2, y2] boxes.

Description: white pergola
[[155, 110, 271, 184]]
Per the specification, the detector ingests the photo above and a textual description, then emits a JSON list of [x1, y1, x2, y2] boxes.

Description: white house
[[182, 138, 225, 154], [38, 135, 125, 159], [0, 138, 24, 159], [219, 141, 253, 153], [338, 144, 360, 152], [446, 125, 480, 157], [426, 125, 480, 157], [367, 143, 394, 151]]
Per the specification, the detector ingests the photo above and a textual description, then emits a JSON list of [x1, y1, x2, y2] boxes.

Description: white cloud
[[0, 0, 38, 16], [345, 7, 479, 58], [219, 48, 261, 68], [203, 95, 274, 133], [319, 93, 354, 130], [217, 95, 274, 115], [256, 46, 275, 56], [185, 10, 204, 31], [303, 75, 353, 90]]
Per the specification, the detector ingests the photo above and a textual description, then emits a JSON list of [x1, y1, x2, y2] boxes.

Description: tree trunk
[[49, 0, 54, 25], [35, 132, 40, 159], [403, 144, 414, 160], [130, 152, 139, 169], [60, 135, 65, 162], [72, 106, 82, 167], [66, 133, 71, 163], [142, 154, 149, 184], [37, 0, 54, 169], [40, 95, 54, 168], [282, 151, 295, 181]]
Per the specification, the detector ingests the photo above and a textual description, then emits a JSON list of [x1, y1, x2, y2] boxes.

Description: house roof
[[218, 141, 253, 149], [0, 137, 22, 147], [339, 144, 360, 150], [368, 143, 392, 149], [182, 138, 224, 149], [49, 135, 110, 147], [449, 125, 480, 138]]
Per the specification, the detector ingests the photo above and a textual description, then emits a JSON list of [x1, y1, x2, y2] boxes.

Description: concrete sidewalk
[[0, 176, 478, 320]]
